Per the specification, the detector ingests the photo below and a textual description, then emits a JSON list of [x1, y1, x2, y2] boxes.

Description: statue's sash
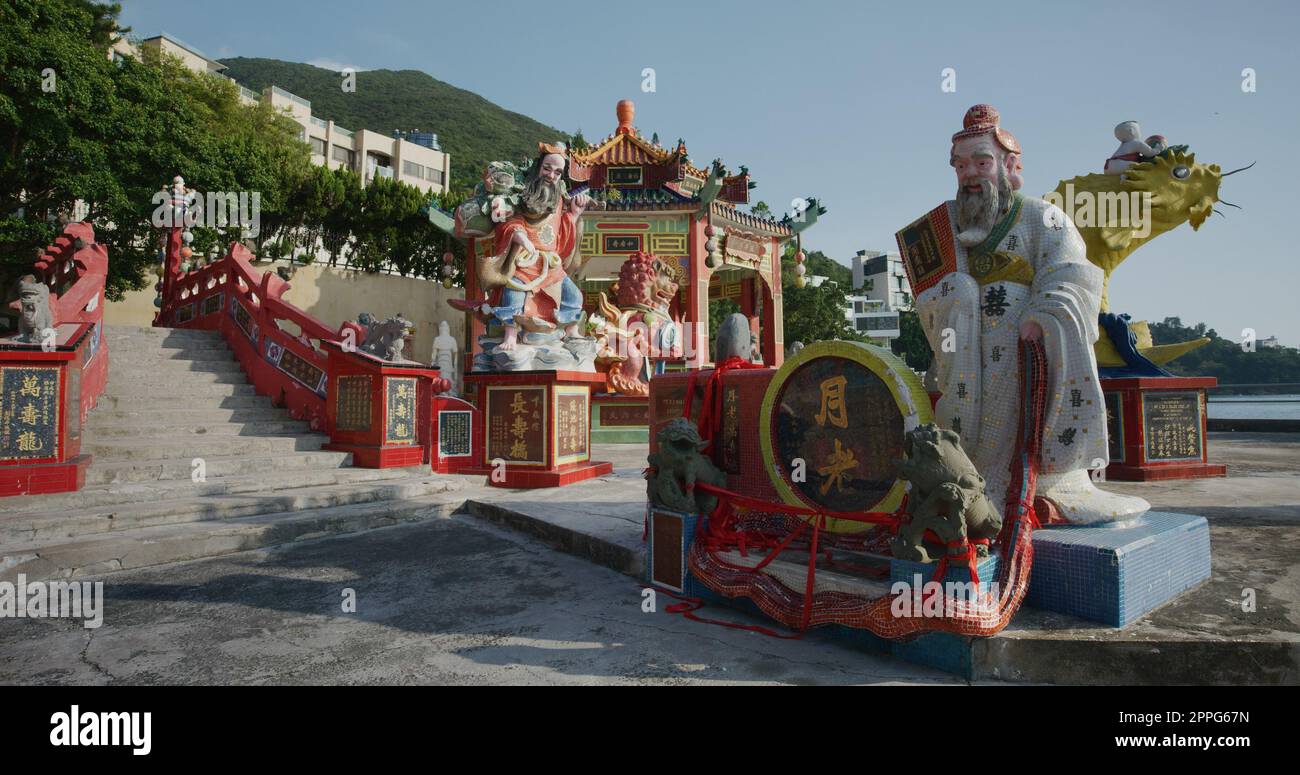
[[895, 203, 957, 297]]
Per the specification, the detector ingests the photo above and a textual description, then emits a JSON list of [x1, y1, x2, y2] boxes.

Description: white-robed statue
[[896, 104, 1148, 524]]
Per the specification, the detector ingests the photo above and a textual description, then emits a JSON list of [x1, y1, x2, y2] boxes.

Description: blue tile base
[[1026, 511, 1211, 627], [651, 510, 1212, 678]]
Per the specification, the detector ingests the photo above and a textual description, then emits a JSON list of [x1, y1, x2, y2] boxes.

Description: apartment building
[[851, 249, 913, 311], [263, 86, 449, 193], [114, 32, 449, 195], [844, 295, 901, 345]]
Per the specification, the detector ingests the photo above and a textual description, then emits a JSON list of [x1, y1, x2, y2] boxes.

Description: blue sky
[[119, 0, 1299, 345]]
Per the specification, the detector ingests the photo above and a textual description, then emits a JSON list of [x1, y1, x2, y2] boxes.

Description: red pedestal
[[461, 370, 612, 488], [321, 342, 443, 468], [429, 394, 484, 474], [0, 323, 101, 496], [649, 367, 779, 497], [1101, 376, 1227, 481]]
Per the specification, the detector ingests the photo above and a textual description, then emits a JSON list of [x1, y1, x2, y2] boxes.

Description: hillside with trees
[[219, 58, 569, 194]]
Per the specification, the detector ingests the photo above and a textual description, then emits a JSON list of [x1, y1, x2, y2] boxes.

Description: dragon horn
[[1221, 161, 1256, 176]]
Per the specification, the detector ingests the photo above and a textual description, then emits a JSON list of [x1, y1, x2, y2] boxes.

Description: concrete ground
[[0, 514, 962, 686], [455, 433, 1300, 683], [1, 432, 1294, 685]]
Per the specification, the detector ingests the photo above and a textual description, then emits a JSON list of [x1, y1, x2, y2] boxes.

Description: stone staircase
[[0, 325, 469, 582]]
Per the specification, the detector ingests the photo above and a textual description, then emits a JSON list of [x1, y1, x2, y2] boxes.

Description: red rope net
[[674, 339, 1049, 640]]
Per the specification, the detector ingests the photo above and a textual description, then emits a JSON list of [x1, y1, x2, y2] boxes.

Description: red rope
[[665, 338, 1050, 640], [684, 356, 766, 452]]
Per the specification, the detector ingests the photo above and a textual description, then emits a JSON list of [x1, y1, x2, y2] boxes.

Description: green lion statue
[[892, 423, 1003, 563], [646, 418, 727, 515]]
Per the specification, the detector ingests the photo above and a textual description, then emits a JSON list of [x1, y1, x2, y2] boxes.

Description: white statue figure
[[431, 320, 460, 396], [898, 104, 1148, 524], [1104, 121, 1158, 176]]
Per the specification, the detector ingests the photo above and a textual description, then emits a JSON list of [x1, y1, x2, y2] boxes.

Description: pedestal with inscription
[[1100, 376, 1226, 481], [589, 394, 649, 444], [649, 342, 930, 524], [0, 323, 102, 496], [429, 395, 484, 474], [321, 342, 443, 468], [461, 370, 613, 488]]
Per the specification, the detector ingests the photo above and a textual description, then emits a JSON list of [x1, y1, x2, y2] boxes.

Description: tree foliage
[[1150, 317, 1300, 385], [0, 0, 310, 299], [778, 246, 862, 346]]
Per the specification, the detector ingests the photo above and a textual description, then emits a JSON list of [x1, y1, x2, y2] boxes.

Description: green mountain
[[219, 57, 569, 193]]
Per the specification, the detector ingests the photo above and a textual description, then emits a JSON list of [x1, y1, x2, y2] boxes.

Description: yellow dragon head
[[1051, 148, 1252, 310], [1122, 149, 1228, 233]]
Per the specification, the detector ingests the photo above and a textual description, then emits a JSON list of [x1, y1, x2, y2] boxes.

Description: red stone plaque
[[555, 388, 588, 463], [486, 386, 546, 464], [759, 341, 932, 525]]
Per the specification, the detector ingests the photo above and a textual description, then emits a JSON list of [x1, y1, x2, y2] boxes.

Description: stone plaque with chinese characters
[[602, 234, 642, 253], [202, 293, 223, 316], [721, 385, 741, 473], [336, 375, 372, 431], [1104, 391, 1124, 462], [599, 402, 648, 427], [384, 377, 417, 445], [487, 387, 545, 464], [279, 348, 325, 393], [232, 299, 255, 340], [1142, 391, 1203, 462], [0, 366, 60, 461], [439, 410, 472, 457], [770, 356, 902, 512], [555, 391, 588, 461]]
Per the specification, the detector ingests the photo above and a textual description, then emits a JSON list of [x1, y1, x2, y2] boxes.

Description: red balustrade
[[0, 222, 109, 496], [156, 221, 451, 468]]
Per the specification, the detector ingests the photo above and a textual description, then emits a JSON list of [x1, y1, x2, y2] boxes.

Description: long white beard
[[955, 175, 1012, 247]]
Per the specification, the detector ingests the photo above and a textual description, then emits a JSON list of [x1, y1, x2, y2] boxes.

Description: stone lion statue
[[892, 423, 1003, 563], [646, 418, 727, 515], [14, 275, 53, 345], [359, 313, 414, 362]]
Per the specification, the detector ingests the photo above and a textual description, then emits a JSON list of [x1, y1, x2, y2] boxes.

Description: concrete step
[[108, 343, 233, 360], [94, 384, 259, 407], [85, 449, 352, 485], [84, 433, 329, 461], [0, 466, 432, 516], [94, 394, 272, 413], [103, 335, 226, 350], [86, 419, 311, 438], [109, 359, 244, 375], [0, 489, 466, 583], [86, 406, 284, 426], [104, 325, 222, 339], [0, 472, 464, 546], [107, 369, 250, 387]]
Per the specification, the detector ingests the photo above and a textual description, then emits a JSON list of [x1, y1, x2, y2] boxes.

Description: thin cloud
[[306, 58, 369, 73]]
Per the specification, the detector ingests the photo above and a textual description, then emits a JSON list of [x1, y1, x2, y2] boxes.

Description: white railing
[[270, 85, 311, 109]]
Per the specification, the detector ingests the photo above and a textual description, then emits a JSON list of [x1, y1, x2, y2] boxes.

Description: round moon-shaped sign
[[759, 341, 932, 532]]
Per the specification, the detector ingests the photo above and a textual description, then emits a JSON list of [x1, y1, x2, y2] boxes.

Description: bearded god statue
[[895, 104, 1148, 524], [451, 144, 596, 370]]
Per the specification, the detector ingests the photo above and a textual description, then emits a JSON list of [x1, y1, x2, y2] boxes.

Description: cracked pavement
[[0, 513, 966, 685]]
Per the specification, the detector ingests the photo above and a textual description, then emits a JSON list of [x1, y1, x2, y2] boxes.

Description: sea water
[[1208, 394, 1300, 420]]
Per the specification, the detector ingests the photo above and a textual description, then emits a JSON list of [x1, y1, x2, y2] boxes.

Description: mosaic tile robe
[[914, 193, 1147, 523]]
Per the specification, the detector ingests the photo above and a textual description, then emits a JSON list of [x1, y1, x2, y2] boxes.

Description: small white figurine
[[431, 320, 460, 396], [1104, 121, 1157, 176]]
